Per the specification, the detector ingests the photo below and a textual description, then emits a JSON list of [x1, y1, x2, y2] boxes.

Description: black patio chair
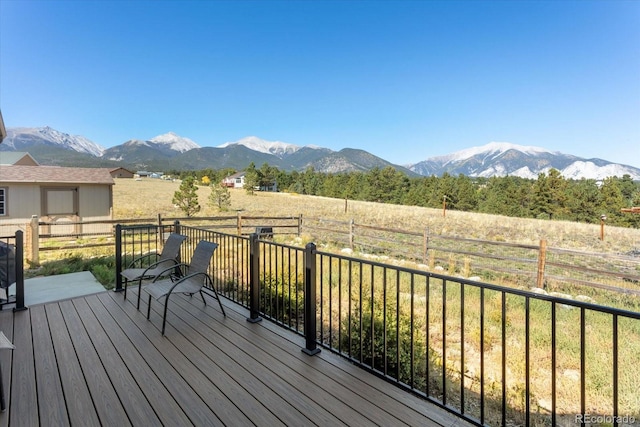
[[143, 240, 226, 335], [120, 233, 187, 309]]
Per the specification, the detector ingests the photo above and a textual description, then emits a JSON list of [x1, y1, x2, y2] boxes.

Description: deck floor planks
[[164, 291, 409, 427], [44, 302, 109, 426], [65, 297, 182, 426], [55, 301, 130, 427], [0, 310, 14, 427], [97, 291, 263, 426], [0, 286, 472, 427], [10, 308, 38, 426], [75, 297, 191, 426], [30, 305, 70, 426], [140, 290, 333, 426], [84, 293, 225, 426], [164, 290, 443, 427]]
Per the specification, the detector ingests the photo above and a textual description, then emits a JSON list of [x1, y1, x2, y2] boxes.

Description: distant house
[[222, 171, 245, 188], [221, 171, 277, 192], [110, 167, 134, 179], [0, 152, 39, 166], [0, 165, 114, 234], [135, 171, 164, 179]]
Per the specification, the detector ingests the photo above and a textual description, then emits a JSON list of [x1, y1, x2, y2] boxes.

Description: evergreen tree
[[244, 163, 259, 194], [599, 177, 625, 225], [172, 176, 201, 217], [209, 182, 231, 211]]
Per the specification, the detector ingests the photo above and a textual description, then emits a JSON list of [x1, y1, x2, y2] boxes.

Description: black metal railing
[[0, 230, 26, 311], [114, 224, 640, 426]]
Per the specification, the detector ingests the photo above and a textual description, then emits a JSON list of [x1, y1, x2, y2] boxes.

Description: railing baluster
[[552, 302, 557, 427], [460, 282, 465, 414], [580, 307, 586, 427], [480, 287, 485, 425], [613, 314, 619, 427], [502, 291, 506, 427], [442, 278, 447, 405]]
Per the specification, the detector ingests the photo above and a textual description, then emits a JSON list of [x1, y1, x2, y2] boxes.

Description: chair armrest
[[127, 252, 160, 269], [165, 271, 212, 294], [141, 258, 181, 276], [150, 262, 189, 282]]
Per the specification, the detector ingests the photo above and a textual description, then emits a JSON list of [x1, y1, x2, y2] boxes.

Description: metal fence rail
[[113, 224, 640, 427]]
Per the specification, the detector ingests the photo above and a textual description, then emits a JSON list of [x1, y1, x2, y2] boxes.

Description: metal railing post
[[302, 242, 320, 356], [114, 224, 123, 292], [13, 230, 26, 311], [247, 233, 262, 323]]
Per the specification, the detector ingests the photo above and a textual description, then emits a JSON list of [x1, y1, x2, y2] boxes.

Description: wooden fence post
[[349, 219, 354, 250], [237, 213, 243, 236], [423, 227, 429, 265], [537, 239, 547, 289], [29, 215, 39, 266], [298, 214, 303, 236]]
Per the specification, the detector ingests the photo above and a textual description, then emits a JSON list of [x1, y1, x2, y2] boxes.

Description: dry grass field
[[113, 177, 640, 254]]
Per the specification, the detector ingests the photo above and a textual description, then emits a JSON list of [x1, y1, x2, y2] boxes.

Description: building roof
[[0, 165, 114, 185], [110, 167, 133, 173], [225, 171, 245, 179], [0, 152, 39, 166]]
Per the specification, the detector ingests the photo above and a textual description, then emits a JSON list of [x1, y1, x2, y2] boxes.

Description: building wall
[[0, 183, 112, 223]]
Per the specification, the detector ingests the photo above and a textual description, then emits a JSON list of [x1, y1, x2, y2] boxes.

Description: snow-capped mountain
[[148, 132, 200, 153], [3, 127, 638, 180], [2, 126, 105, 156], [408, 142, 640, 180], [217, 136, 301, 159]]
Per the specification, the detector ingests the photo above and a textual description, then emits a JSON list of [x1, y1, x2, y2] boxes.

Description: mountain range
[[2, 127, 639, 180]]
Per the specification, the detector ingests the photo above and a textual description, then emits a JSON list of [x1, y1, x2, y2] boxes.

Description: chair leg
[[0, 362, 5, 412], [162, 296, 170, 335], [146, 294, 152, 320], [209, 288, 226, 317], [123, 278, 128, 300], [199, 290, 207, 306], [136, 279, 143, 310]]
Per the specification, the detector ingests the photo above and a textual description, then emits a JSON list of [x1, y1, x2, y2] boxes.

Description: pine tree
[[209, 182, 231, 211], [172, 176, 201, 217]]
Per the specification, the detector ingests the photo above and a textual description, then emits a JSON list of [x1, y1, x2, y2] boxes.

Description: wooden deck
[[0, 288, 469, 427]]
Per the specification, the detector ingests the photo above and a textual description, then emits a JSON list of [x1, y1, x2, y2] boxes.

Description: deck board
[[30, 306, 69, 426], [0, 288, 471, 427]]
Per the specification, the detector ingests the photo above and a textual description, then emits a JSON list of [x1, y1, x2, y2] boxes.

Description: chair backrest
[[158, 233, 187, 262], [188, 240, 219, 275]]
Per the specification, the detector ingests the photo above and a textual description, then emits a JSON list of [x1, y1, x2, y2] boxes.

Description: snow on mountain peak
[[5, 126, 106, 156], [149, 132, 200, 152], [446, 141, 554, 164], [217, 136, 300, 158]]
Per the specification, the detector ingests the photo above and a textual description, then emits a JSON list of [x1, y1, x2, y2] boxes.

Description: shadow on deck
[[0, 284, 469, 426]]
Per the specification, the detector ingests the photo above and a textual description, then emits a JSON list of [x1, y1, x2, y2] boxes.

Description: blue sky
[[1, 0, 639, 167]]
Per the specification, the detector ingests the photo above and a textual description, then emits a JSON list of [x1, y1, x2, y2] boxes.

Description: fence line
[[6, 213, 639, 296], [301, 216, 640, 296]]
